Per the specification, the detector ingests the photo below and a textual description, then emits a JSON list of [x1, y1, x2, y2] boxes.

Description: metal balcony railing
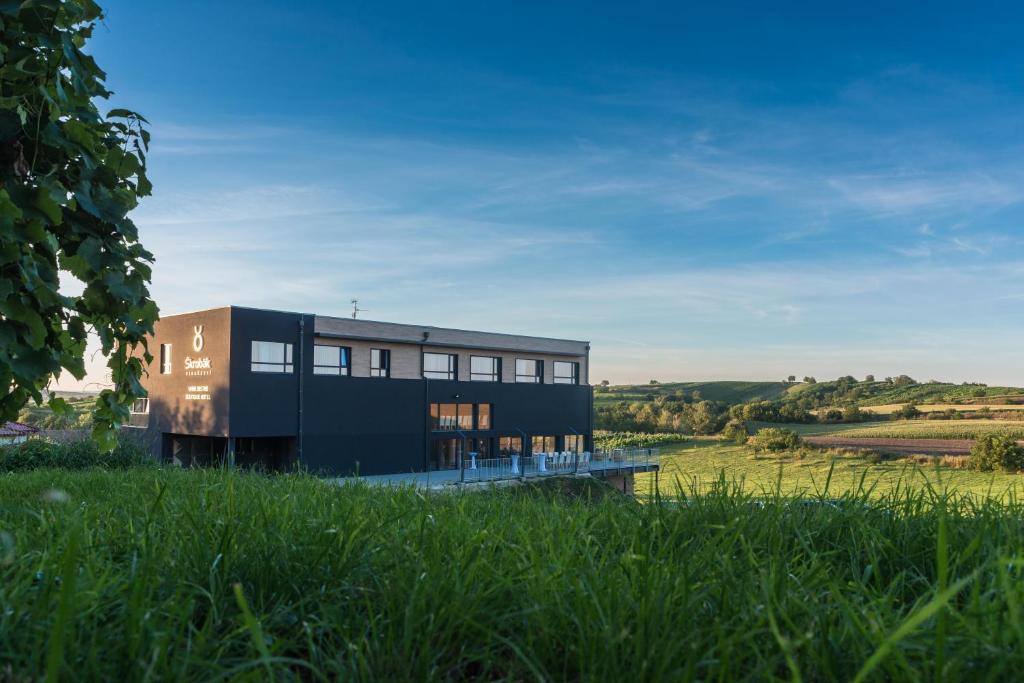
[[457, 448, 660, 484]]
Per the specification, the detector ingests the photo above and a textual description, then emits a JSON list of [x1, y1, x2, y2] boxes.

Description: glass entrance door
[[432, 438, 461, 471]]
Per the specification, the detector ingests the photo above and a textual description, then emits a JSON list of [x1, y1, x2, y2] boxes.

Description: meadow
[[760, 419, 1024, 441], [638, 439, 1024, 500], [6, 466, 1024, 680]]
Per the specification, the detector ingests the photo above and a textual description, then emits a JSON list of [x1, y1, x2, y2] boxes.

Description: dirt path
[[804, 436, 975, 456]]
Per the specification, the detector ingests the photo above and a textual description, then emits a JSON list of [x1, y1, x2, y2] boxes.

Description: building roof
[[0, 422, 39, 437], [314, 315, 590, 357]]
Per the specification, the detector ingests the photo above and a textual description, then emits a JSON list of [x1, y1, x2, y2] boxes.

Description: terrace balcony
[[340, 448, 661, 491]]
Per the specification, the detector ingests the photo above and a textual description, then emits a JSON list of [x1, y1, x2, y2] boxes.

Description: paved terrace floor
[[337, 458, 660, 491]]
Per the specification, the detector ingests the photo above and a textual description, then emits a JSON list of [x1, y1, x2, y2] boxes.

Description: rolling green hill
[[595, 381, 790, 406]]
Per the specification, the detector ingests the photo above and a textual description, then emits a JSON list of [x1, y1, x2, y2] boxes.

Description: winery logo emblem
[[192, 325, 205, 352]]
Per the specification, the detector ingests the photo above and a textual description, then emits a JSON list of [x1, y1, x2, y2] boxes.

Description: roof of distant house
[[0, 422, 39, 437]]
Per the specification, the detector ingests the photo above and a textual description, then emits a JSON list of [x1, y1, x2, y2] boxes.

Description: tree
[[865, 375, 875, 383], [721, 420, 748, 445], [1, 1, 157, 449], [600, 379, 610, 387], [686, 400, 720, 436], [970, 434, 1024, 472], [803, 376, 817, 384], [787, 375, 796, 382], [649, 379, 660, 385]]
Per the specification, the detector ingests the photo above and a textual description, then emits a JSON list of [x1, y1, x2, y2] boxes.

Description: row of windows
[[308, 346, 580, 384], [446, 435, 586, 457], [429, 403, 492, 431], [145, 342, 578, 384]]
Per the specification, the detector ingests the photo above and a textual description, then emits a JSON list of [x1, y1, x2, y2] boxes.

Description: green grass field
[[859, 403, 1024, 415], [7, 467, 1024, 680], [747, 419, 1024, 441], [638, 439, 1024, 500]]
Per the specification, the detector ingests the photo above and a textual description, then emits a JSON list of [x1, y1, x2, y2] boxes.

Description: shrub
[[593, 431, 685, 450], [896, 403, 922, 419], [721, 420, 748, 445], [969, 434, 1024, 472], [0, 437, 152, 473], [822, 409, 843, 422], [749, 427, 801, 453]]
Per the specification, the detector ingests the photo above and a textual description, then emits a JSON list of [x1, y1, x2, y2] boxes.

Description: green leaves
[[0, 0, 158, 449]]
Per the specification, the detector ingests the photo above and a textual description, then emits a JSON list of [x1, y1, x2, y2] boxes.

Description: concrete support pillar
[[602, 473, 635, 496]]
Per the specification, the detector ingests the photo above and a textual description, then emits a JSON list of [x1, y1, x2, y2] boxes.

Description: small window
[[314, 345, 350, 376], [423, 352, 456, 380], [515, 358, 543, 384], [131, 398, 150, 414], [370, 349, 390, 377], [251, 341, 294, 373], [553, 361, 580, 385], [470, 356, 500, 382], [477, 404, 492, 430], [160, 343, 172, 374]]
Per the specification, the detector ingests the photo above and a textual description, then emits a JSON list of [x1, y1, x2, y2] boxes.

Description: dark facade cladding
[[133, 306, 594, 476]]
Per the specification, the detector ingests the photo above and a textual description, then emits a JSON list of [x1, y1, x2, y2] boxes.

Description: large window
[[160, 343, 172, 374], [314, 345, 350, 376], [532, 435, 556, 453], [470, 355, 500, 382], [515, 358, 543, 384], [423, 352, 457, 380], [477, 404, 492, 430], [564, 434, 585, 453], [429, 403, 489, 431], [553, 361, 580, 385], [499, 436, 522, 456], [252, 341, 294, 373], [370, 349, 390, 377]]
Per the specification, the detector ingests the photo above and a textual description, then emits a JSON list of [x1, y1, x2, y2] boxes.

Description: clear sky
[[73, 0, 1024, 387]]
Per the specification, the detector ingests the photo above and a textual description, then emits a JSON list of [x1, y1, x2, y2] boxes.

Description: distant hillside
[[782, 378, 1024, 409], [595, 381, 791, 405], [597, 378, 1024, 410]]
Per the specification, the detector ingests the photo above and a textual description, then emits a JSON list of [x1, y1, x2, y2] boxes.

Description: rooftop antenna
[[351, 299, 368, 319]]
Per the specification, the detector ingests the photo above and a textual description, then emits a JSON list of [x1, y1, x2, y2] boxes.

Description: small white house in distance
[[0, 422, 39, 445]]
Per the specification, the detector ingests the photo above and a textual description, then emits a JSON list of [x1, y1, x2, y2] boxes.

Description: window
[[532, 435, 556, 453], [370, 349, 390, 377], [131, 398, 150, 414], [477, 404, 492, 430], [160, 343, 172, 374], [553, 361, 580, 385], [431, 403, 458, 430], [564, 434, 585, 453], [515, 358, 543, 384], [470, 356, 501, 382], [314, 345, 350, 376], [499, 436, 522, 456], [457, 403, 474, 429], [251, 341, 294, 373], [423, 352, 456, 380], [430, 403, 487, 431]]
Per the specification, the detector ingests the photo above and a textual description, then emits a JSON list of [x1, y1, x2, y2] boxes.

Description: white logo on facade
[[192, 325, 204, 352]]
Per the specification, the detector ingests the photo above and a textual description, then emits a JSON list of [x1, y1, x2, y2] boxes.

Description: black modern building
[[130, 306, 594, 476]]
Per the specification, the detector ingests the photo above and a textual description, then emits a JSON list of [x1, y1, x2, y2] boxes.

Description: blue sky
[[72, 0, 1024, 386]]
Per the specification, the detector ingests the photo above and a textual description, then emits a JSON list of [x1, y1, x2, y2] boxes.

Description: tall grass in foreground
[[2, 468, 1024, 680]]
